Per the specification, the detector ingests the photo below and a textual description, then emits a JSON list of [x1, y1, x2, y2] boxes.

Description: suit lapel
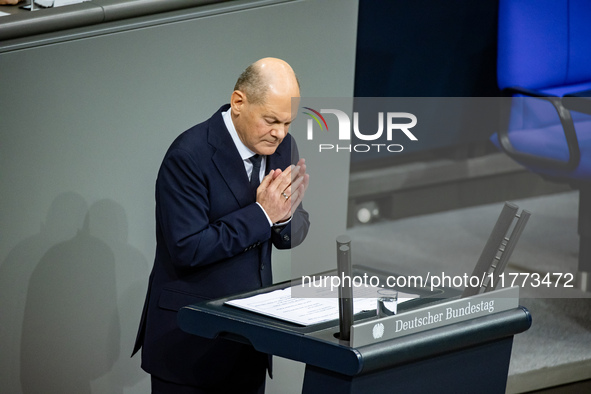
[[266, 146, 282, 173], [208, 105, 291, 208], [208, 106, 253, 208]]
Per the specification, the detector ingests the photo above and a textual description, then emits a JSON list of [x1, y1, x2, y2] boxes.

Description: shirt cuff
[[256, 202, 273, 227], [256, 202, 292, 227], [273, 217, 292, 227]]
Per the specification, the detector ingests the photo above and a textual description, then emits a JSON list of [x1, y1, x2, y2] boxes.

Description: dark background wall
[[352, 0, 500, 166], [355, 0, 499, 97]]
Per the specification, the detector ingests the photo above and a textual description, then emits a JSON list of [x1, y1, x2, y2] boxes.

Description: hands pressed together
[[256, 158, 309, 224]]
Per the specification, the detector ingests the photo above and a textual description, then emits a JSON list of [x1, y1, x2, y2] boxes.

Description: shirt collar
[[222, 108, 256, 161]]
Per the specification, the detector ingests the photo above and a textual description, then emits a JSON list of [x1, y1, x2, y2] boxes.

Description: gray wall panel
[[0, 0, 358, 393]]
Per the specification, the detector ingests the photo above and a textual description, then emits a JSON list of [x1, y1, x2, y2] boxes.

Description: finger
[[289, 190, 303, 214], [302, 173, 310, 190], [292, 163, 307, 184], [288, 164, 305, 185], [272, 168, 283, 180], [288, 173, 305, 192], [291, 181, 306, 201], [257, 170, 275, 191], [266, 170, 288, 194], [299, 163, 306, 175], [272, 165, 295, 192], [278, 189, 290, 202], [291, 166, 306, 182], [288, 189, 299, 207], [292, 178, 308, 206], [289, 173, 308, 197]]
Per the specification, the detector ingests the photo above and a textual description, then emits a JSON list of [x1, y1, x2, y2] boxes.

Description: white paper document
[[34, 0, 90, 8], [226, 286, 418, 326]]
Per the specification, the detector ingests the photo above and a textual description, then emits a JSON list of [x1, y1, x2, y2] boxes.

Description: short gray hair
[[234, 64, 267, 105]]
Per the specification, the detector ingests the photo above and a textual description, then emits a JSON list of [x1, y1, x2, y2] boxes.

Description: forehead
[[256, 94, 299, 121]]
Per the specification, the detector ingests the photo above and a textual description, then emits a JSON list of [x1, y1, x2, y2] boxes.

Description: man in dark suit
[[132, 58, 310, 393]]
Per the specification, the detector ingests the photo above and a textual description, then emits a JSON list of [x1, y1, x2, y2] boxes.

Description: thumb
[[271, 168, 283, 180], [258, 169, 275, 189]]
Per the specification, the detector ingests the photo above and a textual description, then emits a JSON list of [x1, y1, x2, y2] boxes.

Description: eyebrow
[[264, 115, 293, 123]]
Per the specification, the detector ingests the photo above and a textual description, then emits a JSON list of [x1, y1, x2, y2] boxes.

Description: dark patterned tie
[[249, 154, 262, 193]]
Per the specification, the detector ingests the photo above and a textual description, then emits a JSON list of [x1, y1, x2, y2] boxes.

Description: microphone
[[336, 235, 353, 341]]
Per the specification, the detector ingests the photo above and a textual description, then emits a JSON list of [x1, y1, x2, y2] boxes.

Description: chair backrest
[[497, 0, 591, 92]]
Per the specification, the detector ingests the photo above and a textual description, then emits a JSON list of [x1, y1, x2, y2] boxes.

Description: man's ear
[[231, 90, 246, 115]]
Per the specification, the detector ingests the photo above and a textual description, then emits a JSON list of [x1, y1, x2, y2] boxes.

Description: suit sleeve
[[270, 204, 309, 250], [156, 147, 271, 270]]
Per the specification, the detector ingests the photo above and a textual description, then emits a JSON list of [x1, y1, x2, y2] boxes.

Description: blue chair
[[492, 0, 591, 289]]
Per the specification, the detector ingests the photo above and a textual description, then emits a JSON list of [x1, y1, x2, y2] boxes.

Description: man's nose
[[272, 124, 287, 139]]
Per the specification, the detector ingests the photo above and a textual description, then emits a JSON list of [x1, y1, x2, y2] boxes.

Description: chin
[[258, 144, 280, 156], [259, 148, 278, 156]]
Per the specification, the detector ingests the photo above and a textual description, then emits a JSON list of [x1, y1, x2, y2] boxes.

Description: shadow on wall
[[0, 192, 149, 393], [0, 192, 88, 394]]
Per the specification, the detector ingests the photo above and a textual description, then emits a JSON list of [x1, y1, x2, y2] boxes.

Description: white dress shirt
[[223, 108, 284, 227]]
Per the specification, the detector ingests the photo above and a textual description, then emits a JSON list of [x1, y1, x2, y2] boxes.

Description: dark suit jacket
[[132, 104, 310, 388]]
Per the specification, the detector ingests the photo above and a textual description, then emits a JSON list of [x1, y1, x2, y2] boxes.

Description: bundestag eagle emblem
[[372, 322, 385, 339]]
